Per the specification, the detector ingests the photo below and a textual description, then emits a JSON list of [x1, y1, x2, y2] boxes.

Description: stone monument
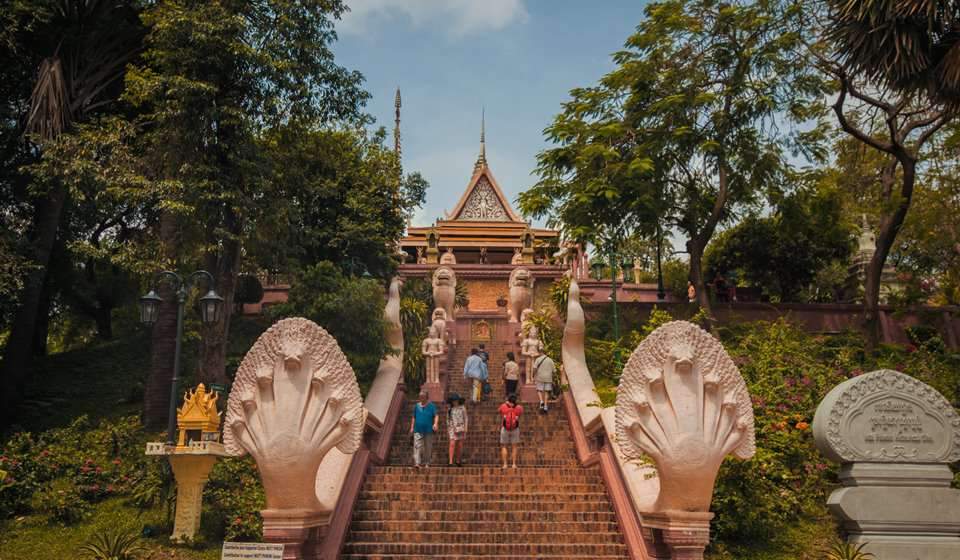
[[431, 307, 451, 346], [508, 267, 533, 323], [440, 247, 457, 265], [432, 266, 457, 321], [223, 317, 366, 560], [813, 369, 960, 560], [420, 325, 445, 402], [615, 320, 755, 559]]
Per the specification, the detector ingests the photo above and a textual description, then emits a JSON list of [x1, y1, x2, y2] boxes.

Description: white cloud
[[339, 0, 529, 38]]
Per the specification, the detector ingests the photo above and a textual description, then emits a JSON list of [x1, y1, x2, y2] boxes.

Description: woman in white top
[[503, 352, 520, 398]]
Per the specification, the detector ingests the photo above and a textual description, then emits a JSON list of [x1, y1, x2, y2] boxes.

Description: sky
[[333, 0, 650, 227]]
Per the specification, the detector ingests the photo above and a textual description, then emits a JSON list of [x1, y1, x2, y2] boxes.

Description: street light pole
[[141, 270, 223, 446], [656, 221, 666, 300]]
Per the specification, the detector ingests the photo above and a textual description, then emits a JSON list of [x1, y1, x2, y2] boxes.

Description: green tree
[[827, 0, 960, 105], [248, 126, 427, 278], [810, 24, 956, 347], [121, 0, 369, 424], [0, 1, 145, 422], [705, 183, 855, 301], [521, 0, 829, 320]]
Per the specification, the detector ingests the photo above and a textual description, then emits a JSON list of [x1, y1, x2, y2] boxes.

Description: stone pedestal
[[168, 454, 218, 542], [519, 382, 539, 404], [262, 510, 329, 560], [422, 382, 443, 403], [643, 511, 713, 560], [828, 464, 960, 560], [813, 369, 960, 560]]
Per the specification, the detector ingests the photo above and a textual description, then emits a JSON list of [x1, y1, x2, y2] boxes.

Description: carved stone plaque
[[813, 369, 960, 464]]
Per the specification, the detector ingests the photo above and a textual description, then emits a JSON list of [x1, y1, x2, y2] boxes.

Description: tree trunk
[[688, 239, 713, 322], [143, 212, 179, 429], [32, 274, 52, 356], [94, 305, 113, 340], [197, 209, 242, 386], [0, 184, 68, 424], [863, 158, 916, 351]]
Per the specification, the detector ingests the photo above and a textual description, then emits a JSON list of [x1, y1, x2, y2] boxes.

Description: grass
[[0, 498, 220, 560], [707, 512, 838, 560]]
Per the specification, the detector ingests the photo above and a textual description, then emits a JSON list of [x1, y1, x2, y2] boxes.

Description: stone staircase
[[341, 319, 629, 558]]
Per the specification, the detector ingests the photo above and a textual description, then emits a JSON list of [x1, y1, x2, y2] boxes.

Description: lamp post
[[656, 221, 666, 300], [140, 271, 224, 446]]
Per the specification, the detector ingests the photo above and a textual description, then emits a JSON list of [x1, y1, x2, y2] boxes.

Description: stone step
[[359, 481, 606, 493], [365, 473, 603, 484], [346, 530, 625, 545], [348, 520, 621, 533], [354, 499, 615, 513], [341, 542, 628, 556], [350, 509, 619, 524], [369, 466, 598, 477], [358, 490, 611, 502], [341, 554, 628, 559]]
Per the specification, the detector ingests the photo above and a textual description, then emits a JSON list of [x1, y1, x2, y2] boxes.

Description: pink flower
[[800, 376, 812, 386]]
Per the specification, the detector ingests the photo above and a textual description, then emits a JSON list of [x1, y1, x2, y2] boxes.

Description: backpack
[[501, 404, 520, 431]]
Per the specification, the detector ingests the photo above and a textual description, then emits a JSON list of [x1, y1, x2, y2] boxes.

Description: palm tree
[[0, 1, 143, 422], [828, 0, 960, 105]]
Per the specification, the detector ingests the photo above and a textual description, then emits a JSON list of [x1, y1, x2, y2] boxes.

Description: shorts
[[500, 427, 520, 445], [536, 382, 553, 392]]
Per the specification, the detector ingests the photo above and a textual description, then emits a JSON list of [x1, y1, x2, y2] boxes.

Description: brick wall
[[464, 279, 508, 311]]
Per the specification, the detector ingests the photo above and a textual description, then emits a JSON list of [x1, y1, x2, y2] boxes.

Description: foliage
[[522, 0, 830, 315], [78, 527, 146, 560], [824, 539, 874, 560], [549, 275, 573, 319], [234, 275, 264, 306], [827, 0, 960, 106], [205, 457, 264, 542], [273, 262, 388, 389], [399, 285, 429, 388], [705, 184, 854, 301]]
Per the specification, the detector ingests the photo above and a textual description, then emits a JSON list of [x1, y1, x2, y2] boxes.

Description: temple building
[[397, 122, 561, 267], [396, 119, 574, 314]]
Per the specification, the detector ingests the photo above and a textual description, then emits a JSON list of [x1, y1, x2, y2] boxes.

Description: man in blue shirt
[[463, 348, 488, 403], [409, 390, 438, 468]]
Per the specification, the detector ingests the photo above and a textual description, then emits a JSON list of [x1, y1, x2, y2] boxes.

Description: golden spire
[[474, 107, 487, 172]]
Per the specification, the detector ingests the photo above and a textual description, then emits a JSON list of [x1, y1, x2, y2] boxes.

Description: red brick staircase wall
[[340, 318, 631, 558]]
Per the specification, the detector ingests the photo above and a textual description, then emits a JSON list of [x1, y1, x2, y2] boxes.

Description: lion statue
[[508, 268, 533, 323], [432, 266, 457, 320]]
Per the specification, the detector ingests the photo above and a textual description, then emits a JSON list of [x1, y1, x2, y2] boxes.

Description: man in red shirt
[[498, 394, 523, 469]]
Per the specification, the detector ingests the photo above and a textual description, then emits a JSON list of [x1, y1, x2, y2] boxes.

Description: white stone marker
[[221, 542, 284, 560], [813, 369, 960, 560]]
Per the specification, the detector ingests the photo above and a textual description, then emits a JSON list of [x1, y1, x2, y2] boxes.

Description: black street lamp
[[140, 270, 223, 446], [655, 221, 666, 301]]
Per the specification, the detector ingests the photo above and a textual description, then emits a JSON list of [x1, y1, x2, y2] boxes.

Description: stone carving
[[615, 321, 755, 512], [471, 319, 492, 341], [518, 308, 534, 339], [521, 326, 543, 385], [432, 266, 457, 320], [431, 307, 449, 346], [508, 267, 533, 323], [224, 318, 366, 513], [440, 247, 457, 264], [813, 369, 960, 464], [421, 325, 445, 385], [812, 370, 960, 559], [457, 177, 508, 221], [416, 247, 426, 264], [511, 248, 523, 265]]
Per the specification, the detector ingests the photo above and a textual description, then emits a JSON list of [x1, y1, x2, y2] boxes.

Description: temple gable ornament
[[615, 320, 755, 512], [223, 317, 366, 514], [456, 177, 509, 221]]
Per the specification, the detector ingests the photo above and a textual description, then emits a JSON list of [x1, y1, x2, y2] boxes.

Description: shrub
[[36, 478, 91, 524], [206, 456, 265, 541], [78, 527, 147, 560]]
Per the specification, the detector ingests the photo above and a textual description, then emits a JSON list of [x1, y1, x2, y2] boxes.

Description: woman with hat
[[446, 393, 468, 466]]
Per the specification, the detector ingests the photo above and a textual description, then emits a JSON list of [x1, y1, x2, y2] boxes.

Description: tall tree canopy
[[521, 0, 829, 317]]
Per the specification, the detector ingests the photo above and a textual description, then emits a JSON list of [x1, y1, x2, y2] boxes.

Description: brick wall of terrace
[[582, 300, 960, 350]]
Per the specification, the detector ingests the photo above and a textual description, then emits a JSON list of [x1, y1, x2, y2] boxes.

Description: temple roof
[[446, 164, 524, 223]]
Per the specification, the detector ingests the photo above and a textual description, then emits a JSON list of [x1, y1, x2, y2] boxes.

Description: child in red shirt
[[498, 394, 523, 469]]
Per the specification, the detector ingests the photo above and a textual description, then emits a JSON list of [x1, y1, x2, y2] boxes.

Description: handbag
[[482, 381, 492, 395]]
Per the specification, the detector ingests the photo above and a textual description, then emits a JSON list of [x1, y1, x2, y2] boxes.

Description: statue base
[[519, 383, 539, 404], [421, 382, 444, 403], [262, 509, 330, 560], [642, 510, 713, 560]]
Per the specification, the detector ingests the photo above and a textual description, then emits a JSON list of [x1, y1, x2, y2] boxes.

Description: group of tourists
[[408, 346, 555, 470]]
